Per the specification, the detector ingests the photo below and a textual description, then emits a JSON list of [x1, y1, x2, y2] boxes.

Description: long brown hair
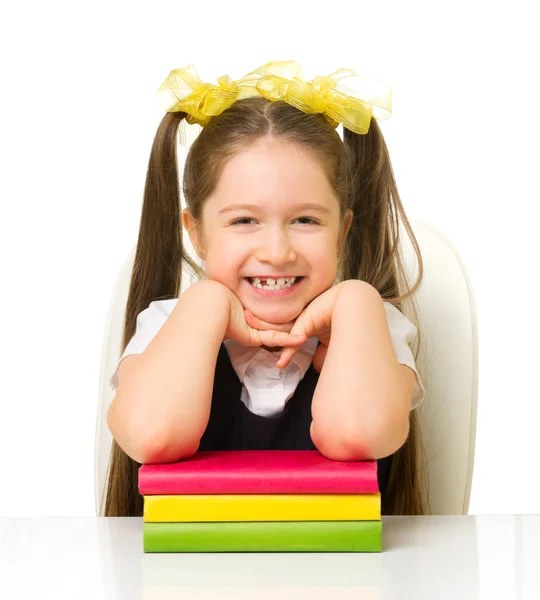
[[101, 95, 430, 517]]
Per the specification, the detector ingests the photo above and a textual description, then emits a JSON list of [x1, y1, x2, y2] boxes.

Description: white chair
[[94, 219, 479, 516]]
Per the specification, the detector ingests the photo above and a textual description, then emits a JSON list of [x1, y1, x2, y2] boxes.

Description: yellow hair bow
[[156, 60, 392, 135]]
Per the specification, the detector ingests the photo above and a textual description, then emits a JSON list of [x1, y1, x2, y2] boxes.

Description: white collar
[[224, 336, 319, 383]]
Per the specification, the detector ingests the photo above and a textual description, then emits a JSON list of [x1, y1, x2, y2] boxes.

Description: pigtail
[[102, 111, 202, 517], [343, 122, 431, 515]]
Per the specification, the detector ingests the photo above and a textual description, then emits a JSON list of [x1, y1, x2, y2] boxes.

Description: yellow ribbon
[[156, 60, 392, 135]]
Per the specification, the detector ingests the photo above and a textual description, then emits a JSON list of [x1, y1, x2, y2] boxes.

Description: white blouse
[[110, 298, 425, 416]]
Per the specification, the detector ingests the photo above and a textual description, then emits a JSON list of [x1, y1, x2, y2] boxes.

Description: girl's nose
[[256, 227, 297, 265]]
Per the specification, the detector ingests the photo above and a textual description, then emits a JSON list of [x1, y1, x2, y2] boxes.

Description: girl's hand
[[245, 283, 347, 373], [224, 290, 307, 349], [245, 310, 328, 372], [274, 281, 368, 371]]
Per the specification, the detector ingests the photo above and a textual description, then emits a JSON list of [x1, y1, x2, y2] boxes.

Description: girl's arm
[[107, 280, 229, 464], [107, 280, 305, 464], [310, 281, 412, 461]]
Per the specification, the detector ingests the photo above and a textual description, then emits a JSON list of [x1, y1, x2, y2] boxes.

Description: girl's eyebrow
[[218, 203, 331, 215]]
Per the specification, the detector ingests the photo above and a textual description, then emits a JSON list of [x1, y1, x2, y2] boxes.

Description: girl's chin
[[245, 305, 302, 326]]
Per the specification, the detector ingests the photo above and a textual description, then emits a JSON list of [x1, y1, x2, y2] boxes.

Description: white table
[[1, 516, 539, 599]]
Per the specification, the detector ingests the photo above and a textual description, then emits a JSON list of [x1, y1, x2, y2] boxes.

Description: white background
[[1, 0, 538, 517]]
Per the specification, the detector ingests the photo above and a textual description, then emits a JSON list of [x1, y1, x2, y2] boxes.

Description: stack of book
[[139, 450, 383, 552]]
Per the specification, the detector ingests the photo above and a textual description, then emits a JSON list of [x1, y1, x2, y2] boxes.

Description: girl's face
[[182, 137, 352, 324]]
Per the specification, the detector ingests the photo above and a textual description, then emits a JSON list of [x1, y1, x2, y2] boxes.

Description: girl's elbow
[[310, 417, 409, 462], [139, 430, 200, 464], [310, 420, 373, 461]]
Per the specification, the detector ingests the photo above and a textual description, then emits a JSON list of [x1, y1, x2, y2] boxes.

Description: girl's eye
[[231, 218, 256, 226], [294, 217, 318, 225]]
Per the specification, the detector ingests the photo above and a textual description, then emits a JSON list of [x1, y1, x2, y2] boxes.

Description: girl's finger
[[276, 346, 297, 368], [275, 315, 310, 368], [244, 310, 271, 330], [258, 329, 306, 348]]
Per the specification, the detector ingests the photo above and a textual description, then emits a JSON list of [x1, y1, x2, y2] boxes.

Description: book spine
[[139, 473, 378, 495], [144, 521, 382, 552], [143, 494, 381, 522]]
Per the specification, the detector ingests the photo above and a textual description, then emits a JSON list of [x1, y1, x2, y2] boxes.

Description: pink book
[[138, 450, 379, 495]]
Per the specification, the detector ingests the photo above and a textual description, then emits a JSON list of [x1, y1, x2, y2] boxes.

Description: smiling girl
[[104, 60, 429, 517]]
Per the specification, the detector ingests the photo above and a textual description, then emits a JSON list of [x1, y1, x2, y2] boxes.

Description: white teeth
[[249, 276, 299, 290]]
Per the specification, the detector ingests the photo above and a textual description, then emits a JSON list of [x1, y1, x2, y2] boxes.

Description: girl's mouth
[[245, 276, 304, 296]]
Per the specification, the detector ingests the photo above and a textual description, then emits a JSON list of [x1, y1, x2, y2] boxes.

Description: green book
[[144, 520, 382, 552]]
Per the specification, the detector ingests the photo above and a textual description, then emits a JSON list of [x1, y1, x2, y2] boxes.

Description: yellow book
[[144, 493, 380, 522]]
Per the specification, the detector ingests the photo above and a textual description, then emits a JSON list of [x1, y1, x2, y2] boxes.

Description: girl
[[103, 60, 429, 518]]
